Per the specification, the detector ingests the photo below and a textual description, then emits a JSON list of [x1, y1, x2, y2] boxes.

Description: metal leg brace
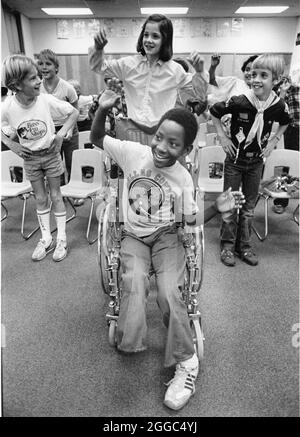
[[64, 196, 97, 244]]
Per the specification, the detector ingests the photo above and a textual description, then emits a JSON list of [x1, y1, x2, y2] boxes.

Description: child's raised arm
[[209, 54, 221, 87], [90, 88, 121, 149], [88, 28, 108, 73]]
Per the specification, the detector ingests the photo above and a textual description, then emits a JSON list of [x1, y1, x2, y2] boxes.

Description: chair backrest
[[69, 149, 104, 184], [198, 145, 226, 181], [1, 150, 27, 182], [263, 149, 299, 180], [78, 130, 91, 149]]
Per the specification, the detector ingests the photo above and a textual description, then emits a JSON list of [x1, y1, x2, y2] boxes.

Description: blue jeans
[[118, 225, 195, 368], [221, 157, 264, 252]]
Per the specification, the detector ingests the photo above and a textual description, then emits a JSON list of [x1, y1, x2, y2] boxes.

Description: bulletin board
[[56, 17, 246, 40]]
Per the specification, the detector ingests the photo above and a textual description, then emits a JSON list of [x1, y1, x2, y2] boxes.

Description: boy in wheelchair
[[91, 85, 244, 411]]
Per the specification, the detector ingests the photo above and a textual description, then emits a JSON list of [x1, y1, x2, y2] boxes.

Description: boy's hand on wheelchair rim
[[216, 187, 245, 213]]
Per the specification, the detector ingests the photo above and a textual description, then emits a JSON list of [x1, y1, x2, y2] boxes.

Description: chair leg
[[86, 196, 97, 244], [252, 195, 270, 241], [21, 193, 40, 240], [65, 197, 77, 223], [1, 201, 8, 222], [199, 224, 205, 291], [293, 204, 299, 225]]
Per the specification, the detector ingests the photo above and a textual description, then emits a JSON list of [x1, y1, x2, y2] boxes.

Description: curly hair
[[241, 55, 259, 72], [158, 108, 198, 149]]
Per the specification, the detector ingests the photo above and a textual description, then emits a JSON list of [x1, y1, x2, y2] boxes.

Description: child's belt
[[26, 148, 51, 156]]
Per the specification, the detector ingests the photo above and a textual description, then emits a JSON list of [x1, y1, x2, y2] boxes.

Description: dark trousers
[[56, 125, 79, 184], [274, 124, 300, 208], [77, 118, 92, 132], [221, 157, 264, 252]]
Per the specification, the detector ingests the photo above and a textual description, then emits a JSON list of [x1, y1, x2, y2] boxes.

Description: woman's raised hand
[[94, 28, 108, 50]]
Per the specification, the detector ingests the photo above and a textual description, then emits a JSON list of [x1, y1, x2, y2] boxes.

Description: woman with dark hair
[[241, 55, 260, 86], [88, 14, 208, 144]]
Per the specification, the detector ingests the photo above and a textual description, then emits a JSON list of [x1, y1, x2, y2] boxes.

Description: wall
[[26, 16, 296, 95], [29, 17, 297, 55], [21, 14, 34, 58], [1, 4, 10, 60]]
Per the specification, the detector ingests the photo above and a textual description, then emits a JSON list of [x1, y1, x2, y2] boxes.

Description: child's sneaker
[[32, 238, 54, 261], [164, 354, 199, 411], [238, 248, 258, 266], [53, 239, 68, 262]]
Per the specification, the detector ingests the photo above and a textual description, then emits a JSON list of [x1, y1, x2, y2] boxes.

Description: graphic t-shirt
[[1, 94, 74, 151], [103, 136, 198, 237]]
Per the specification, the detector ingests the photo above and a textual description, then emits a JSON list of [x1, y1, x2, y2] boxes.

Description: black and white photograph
[[1, 0, 299, 420]]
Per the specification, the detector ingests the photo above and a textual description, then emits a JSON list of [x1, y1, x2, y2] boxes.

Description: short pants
[[24, 150, 64, 182]]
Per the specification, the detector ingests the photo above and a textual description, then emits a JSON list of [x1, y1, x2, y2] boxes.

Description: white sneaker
[[32, 238, 54, 261], [164, 356, 199, 411], [53, 239, 68, 262]]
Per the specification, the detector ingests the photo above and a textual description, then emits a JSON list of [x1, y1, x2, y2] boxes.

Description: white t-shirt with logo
[[1, 94, 74, 151], [103, 136, 198, 237]]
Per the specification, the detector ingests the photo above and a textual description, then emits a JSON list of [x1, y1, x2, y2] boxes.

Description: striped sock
[[37, 208, 51, 243], [55, 211, 67, 242]]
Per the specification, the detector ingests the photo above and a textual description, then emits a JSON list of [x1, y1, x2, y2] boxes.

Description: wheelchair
[[96, 118, 205, 360]]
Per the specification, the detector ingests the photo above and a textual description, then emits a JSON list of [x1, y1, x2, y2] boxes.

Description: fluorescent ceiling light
[[235, 6, 289, 14], [140, 7, 189, 15], [41, 8, 93, 16]]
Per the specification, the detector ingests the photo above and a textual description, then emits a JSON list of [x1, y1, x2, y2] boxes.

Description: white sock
[[180, 353, 199, 369], [37, 208, 51, 243], [55, 211, 67, 242]]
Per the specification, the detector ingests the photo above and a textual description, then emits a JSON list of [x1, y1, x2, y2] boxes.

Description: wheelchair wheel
[[194, 225, 204, 293], [98, 203, 111, 294], [190, 318, 204, 361], [108, 319, 118, 346]]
